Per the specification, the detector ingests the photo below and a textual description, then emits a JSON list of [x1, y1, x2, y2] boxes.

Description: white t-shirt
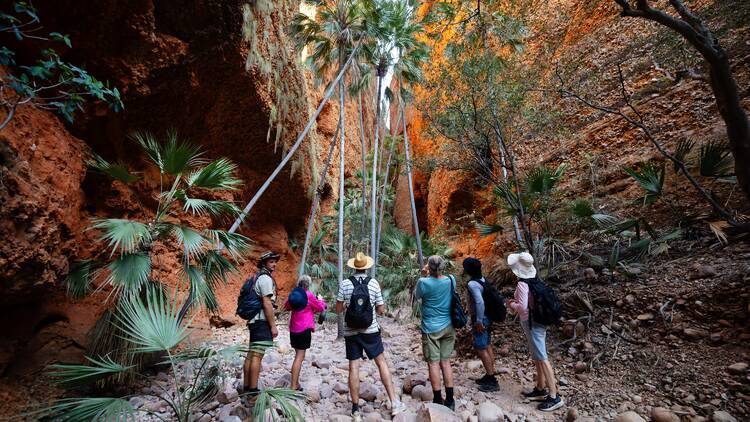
[[336, 272, 383, 336], [250, 273, 275, 323]]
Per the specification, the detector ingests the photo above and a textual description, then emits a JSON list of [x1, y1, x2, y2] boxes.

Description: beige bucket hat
[[507, 251, 537, 279]]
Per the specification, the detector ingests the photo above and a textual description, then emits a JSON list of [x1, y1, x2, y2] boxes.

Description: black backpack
[[528, 277, 563, 326], [448, 275, 468, 329], [476, 278, 507, 322], [345, 276, 373, 329], [236, 273, 264, 320]]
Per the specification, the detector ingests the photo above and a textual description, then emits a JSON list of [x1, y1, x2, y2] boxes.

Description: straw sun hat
[[347, 252, 374, 270], [507, 251, 537, 279]]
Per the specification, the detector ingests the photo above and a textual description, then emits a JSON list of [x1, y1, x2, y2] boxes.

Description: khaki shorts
[[421, 325, 456, 362]]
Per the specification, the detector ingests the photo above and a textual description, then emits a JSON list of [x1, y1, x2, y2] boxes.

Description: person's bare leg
[[243, 353, 252, 389], [542, 360, 558, 397], [477, 349, 495, 375], [440, 360, 454, 388], [290, 349, 305, 390], [348, 359, 361, 405], [249, 353, 263, 389], [427, 361, 442, 390], [534, 360, 546, 390], [373, 354, 397, 402]]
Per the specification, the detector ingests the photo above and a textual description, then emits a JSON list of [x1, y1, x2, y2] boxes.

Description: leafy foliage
[[0, 2, 122, 129], [699, 141, 734, 179], [625, 161, 665, 205]]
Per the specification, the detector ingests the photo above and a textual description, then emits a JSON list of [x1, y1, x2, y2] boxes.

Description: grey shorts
[[521, 319, 548, 361]]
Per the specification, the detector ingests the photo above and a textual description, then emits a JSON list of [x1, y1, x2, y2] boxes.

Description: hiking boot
[[352, 410, 363, 422], [478, 377, 500, 392], [522, 387, 549, 401], [538, 395, 564, 412], [444, 398, 455, 411], [391, 400, 407, 416]]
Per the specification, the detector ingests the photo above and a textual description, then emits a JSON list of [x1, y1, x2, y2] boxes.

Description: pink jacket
[[509, 281, 531, 321], [283, 290, 327, 333]]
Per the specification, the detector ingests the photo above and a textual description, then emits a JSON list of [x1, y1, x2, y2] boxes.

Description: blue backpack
[[288, 287, 308, 311], [236, 274, 263, 320]]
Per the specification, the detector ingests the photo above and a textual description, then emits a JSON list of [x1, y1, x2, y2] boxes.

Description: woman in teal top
[[415, 255, 456, 410]]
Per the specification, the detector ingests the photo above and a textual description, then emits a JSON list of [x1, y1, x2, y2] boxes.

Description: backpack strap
[[349, 275, 370, 286]]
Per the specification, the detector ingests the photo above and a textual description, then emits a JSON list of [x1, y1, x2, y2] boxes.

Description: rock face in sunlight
[[0, 0, 372, 382], [404, 0, 750, 265]]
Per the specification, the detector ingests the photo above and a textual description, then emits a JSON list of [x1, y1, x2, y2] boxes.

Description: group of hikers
[[237, 249, 565, 422]]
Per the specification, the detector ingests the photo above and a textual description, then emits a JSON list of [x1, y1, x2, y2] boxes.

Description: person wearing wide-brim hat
[[336, 252, 406, 421], [506, 252, 564, 412], [242, 251, 281, 397]]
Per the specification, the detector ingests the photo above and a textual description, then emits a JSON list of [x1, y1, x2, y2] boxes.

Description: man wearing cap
[[463, 257, 500, 392], [336, 252, 406, 421], [242, 251, 280, 396]]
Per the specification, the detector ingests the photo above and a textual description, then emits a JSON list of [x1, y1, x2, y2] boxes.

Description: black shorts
[[248, 320, 273, 343], [344, 331, 384, 361], [290, 329, 312, 350]]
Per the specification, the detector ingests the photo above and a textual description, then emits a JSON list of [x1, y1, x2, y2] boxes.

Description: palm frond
[[170, 344, 249, 363], [624, 162, 664, 204], [188, 365, 220, 407], [199, 250, 237, 286], [34, 397, 136, 422], [251, 388, 307, 422], [203, 229, 251, 260], [187, 158, 242, 190], [673, 139, 694, 174], [183, 198, 241, 219], [591, 213, 620, 228], [86, 153, 138, 183], [115, 286, 189, 353], [184, 265, 218, 312], [48, 355, 134, 389], [699, 141, 734, 178], [708, 220, 729, 244], [131, 131, 162, 169], [106, 253, 151, 296], [170, 224, 209, 259], [65, 260, 101, 299], [161, 131, 204, 175], [91, 218, 151, 256], [570, 199, 595, 218], [475, 222, 503, 237], [524, 164, 565, 196]]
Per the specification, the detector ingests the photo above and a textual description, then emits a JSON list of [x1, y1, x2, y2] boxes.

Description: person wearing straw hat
[[506, 252, 564, 412], [336, 252, 407, 421]]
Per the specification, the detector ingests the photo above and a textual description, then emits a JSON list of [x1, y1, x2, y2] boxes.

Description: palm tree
[[291, 0, 366, 338], [388, 0, 429, 270], [66, 131, 250, 381]]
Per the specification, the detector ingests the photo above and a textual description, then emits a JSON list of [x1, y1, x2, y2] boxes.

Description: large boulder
[[614, 411, 646, 422], [711, 411, 738, 422], [651, 407, 680, 422], [411, 384, 434, 402], [403, 374, 428, 394], [476, 402, 504, 422], [417, 403, 461, 422]]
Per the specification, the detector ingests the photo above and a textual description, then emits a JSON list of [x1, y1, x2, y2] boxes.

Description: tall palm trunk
[[226, 50, 356, 235], [400, 100, 424, 270], [298, 124, 340, 277], [374, 110, 402, 270], [336, 55, 347, 340], [357, 92, 368, 247], [369, 72, 384, 275]]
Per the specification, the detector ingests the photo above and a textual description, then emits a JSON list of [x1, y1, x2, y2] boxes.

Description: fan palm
[[67, 131, 249, 381], [33, 285, 295, 422], [291, 0, 366, 292]]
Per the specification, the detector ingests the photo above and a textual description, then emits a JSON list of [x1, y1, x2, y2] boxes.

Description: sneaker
[[538, 395, 564, 412], [522, 387, 549, 401], [478, 378, 500, 392], [474, 374, 494, 385], [390, 400, 407, 416], [444, 398, 455, 411], [352, 410, 363, 422]]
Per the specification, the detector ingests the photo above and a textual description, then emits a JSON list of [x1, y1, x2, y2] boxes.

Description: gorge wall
[[402, 0, 750, 268], [0, 0, 371, 385]]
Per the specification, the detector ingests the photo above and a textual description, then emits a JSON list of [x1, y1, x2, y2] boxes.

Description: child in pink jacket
[[283, 274, 327, 391]]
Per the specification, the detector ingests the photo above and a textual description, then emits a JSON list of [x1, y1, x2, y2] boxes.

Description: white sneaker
[[391, 400, 407, 416], [352, 410, 363, 422]]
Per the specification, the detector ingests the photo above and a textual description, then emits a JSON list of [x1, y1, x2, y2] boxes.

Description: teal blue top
[[415, 275, 453, 334]]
